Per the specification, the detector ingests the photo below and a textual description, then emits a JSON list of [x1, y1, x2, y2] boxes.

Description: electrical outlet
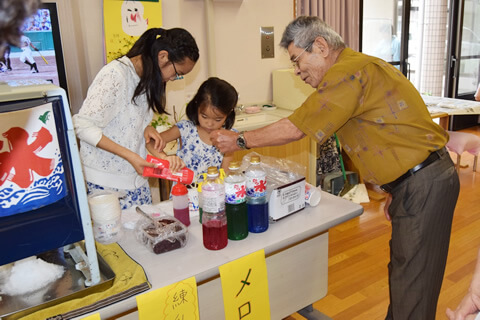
[[261, 26, 274, 59]]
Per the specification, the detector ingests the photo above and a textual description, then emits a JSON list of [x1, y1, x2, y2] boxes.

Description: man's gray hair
[[0, 0, 40, 49], [280, 16, 346, 51]]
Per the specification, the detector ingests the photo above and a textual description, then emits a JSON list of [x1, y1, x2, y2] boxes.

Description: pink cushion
[[446, 131, 480, 155]]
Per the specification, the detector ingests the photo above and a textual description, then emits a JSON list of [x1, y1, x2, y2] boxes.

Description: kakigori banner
[[103, 0, 162, 63], [0, 103, 67, 217]]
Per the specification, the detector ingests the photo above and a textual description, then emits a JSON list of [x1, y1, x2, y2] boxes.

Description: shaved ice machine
[[0, 82, 113, 319]]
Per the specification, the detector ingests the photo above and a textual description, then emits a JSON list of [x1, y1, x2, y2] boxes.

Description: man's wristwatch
[[236, 131, 250, 150]]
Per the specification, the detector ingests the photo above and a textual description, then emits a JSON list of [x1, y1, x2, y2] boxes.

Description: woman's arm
[[96, 135, 155, 175]]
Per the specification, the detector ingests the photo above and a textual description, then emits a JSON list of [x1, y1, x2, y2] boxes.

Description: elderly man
[[211, 16, 459, 320]]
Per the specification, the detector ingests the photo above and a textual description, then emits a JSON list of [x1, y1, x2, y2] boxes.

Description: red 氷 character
[[235, 185, 246, 198], [254, 179, 266, 193], [0, 126, 54, 188]]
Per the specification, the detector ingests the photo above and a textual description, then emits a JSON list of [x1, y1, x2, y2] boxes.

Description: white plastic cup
[[88, 193, 123, 244], [305, 183, 322, 207]]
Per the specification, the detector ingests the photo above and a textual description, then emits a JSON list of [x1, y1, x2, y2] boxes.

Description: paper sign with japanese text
[[80, 313, 101, 320], [219, 249, 271, 319], [136, 276, 199, 320], [103, 0, 162, 63]]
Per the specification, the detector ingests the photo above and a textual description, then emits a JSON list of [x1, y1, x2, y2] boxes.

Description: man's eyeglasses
[[171, 61, 184, 80], [292, 42, 313, 69]]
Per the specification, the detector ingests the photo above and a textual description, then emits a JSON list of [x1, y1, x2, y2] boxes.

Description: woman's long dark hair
[[186, 77, 238, 130], [126, 28, 199, 114]]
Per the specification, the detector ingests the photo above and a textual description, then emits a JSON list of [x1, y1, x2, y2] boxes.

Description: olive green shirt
[[288, 48, 448, 185]]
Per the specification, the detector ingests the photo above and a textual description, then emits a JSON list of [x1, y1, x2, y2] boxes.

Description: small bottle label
[[188, 187, 199, 214], [203, 189, 225, 213], [225, 182, 246, 204]]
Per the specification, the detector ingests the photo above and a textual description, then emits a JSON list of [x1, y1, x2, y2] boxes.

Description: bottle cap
[[172, 183, 188, 196], [228, 161, 240, 169], [207, 166, 218, 175], [250, 155, 260, 163]]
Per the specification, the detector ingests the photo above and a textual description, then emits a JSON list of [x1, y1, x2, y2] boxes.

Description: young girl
[[152, 77, 238, 179], [73, 28, 199, 209]]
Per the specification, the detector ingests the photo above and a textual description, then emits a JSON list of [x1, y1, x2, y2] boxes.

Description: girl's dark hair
[[126, 27, 199, 114], [186, 77, 238, 130]]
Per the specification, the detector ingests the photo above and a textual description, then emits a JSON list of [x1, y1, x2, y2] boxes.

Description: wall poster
[[0, 102, 68, 217], [103, 0, 162, 63]]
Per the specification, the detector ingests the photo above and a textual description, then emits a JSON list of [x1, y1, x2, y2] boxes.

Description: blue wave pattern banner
[[0, 102, 67, 217]]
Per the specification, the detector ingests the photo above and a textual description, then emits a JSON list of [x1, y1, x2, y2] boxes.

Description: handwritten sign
[[137, 276, 199, 320], [219, 249, 271, 319]]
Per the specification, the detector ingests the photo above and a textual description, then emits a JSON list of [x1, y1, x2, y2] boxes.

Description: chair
[[446, 130, 480, 172]]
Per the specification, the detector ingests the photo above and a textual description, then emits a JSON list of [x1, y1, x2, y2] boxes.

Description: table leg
[[439, 115, 450, 130], [159, 179, 173, 201]]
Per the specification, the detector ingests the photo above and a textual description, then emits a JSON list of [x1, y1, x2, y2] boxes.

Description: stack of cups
[[88, 193, 123, 244]]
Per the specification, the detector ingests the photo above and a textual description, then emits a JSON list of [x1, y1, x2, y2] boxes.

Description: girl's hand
[[164, 155, 186, 173], [127, 153, 156, 176], [95, 134, 156, 176], [144, 125, 165, 152]]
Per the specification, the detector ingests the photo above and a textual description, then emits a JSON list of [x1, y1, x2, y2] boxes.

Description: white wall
[[48, 0, 294, 116]]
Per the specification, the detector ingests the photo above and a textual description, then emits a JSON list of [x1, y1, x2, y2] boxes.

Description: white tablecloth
[[423, 95, 480, 116]]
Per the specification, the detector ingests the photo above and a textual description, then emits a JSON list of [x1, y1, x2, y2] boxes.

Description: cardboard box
[[268, 177, 306, 221], [272, 69, 315, 110]]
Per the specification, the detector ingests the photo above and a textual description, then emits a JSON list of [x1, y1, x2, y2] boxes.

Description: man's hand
[[210, 118, 305, 153], [210, 129, 241, 153], [384, 193, 392, 221]]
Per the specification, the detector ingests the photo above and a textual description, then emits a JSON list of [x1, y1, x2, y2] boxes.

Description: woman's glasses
[[171, 61, 184, 80]]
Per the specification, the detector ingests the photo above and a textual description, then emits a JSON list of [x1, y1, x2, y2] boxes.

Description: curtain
[[296, 0, 360, 51]]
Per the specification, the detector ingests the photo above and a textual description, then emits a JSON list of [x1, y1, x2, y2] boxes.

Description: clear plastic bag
[[238, 152, 306, 190], [134, 215, 188, 254]]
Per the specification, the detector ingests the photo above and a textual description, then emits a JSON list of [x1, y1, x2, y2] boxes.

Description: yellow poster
[[103, 0, 162, 62], [80, 313, 101, 320], [219, 250, 271, 320], [136, 276, 199, 320]]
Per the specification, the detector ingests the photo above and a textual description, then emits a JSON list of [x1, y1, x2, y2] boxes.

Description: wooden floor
[[286, 125, 480, 320]]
